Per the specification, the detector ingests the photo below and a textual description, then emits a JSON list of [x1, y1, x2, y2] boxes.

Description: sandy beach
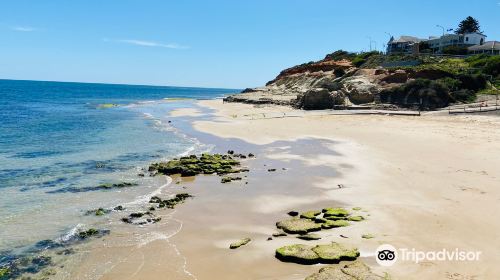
[[69, 99, 500, 280]]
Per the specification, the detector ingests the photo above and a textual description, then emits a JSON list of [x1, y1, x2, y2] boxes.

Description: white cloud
[[103, 38, 189, 49], [11, 26, 36, 32]]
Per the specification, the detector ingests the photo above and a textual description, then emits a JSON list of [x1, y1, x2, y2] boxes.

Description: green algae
[[300, 210, 321, 220], [352, 207, 362, 211], [348, 216, 365, 222], [229, 238, 251, 249], [276, 218, 322, 234], [297, 233, 322, 241], [361, 234, 375, 239], [322, 207, 349, 218], [0, 268, 10, 278], [276, 243, 359, 265], [321, 220, 350, 229], [78, 228, 100, 239], [149, 153, 245, 177]]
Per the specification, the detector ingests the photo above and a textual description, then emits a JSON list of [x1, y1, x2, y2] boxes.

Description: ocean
[[0, 79, 236, 277]]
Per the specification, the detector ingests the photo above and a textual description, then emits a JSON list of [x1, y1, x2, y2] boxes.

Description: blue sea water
[[0, 79, 235, 265]]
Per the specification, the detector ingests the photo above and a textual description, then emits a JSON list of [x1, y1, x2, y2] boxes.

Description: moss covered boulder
[[312, 243, 359, 263], [275, 244, 320, 264], [322, 220, 350, 229], [297, 233, 322, 241], [276, 243, 359, 265], [300, 210, 322, 220], [149, 153, 245, 177], [276, 218, 322, 234], [305, 261, 389, 280], [229, 238, 251, 249], [77, 228, 110, 239], [0, 267, 10, 279], [323, 207, 349, 218]]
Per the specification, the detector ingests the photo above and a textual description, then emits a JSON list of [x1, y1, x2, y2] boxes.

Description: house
[[386, 36, 426, 54], [468, 41, 500, 55], [426, 32, 486, 53]]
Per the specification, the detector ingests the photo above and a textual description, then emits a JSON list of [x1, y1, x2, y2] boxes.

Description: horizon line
[[0, 78, 242, 91]]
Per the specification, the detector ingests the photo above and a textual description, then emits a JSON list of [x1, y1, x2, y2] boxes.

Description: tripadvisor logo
[[375, 244, 481, 266]]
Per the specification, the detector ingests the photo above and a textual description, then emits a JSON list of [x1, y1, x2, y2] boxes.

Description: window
[[466, 37, 469, 42]]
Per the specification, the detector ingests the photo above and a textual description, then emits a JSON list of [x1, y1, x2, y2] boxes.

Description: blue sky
[[0, 0, 499, 88]]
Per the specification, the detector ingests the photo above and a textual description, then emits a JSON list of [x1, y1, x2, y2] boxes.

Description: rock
[[322, 220, 350, 229], [268, 168, 277, 172], [275, 243, 359, 265], [361, 234, 375, 239], [221, 176, 242, 183], [275, 244, 320, 264], [150, 193, 193, 209], [272, 230, 288, 237], [314, 217, 328, 223], [114, 205, 125, 211], [248, 153, 255, 157], [78, 228, 100, 239], [122, 211, 161, 225], [312, 243, 359, 263], [305, 261, 388, 280], [0, 267, 10, 278], [149, 153, 242, 177], [85, 208, 110, 216], [300, 210, 322, 220], [230, 238, 251, 249], [295, 88, 338, 110], [298, 233, 322, 241], [348, 216, 365, 222], [341, 75, 381, 104], [276, 218, 322, 234], [267, 237, 273, 241], [352, 207, 362, 211], [322, 208, 349, 218], [287, 211, 299, 217]]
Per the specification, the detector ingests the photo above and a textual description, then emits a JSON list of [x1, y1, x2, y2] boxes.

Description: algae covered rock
[[348, 216, 365, 222], [275, 244, 320, 264], [297, 233, 322, 241], [0, 267, 10, 278], [305, 261, 388, 280], [362, 234, 375, 239], [149, 153, 244, 177], [322, 220, 350, 229], [229, 238, 251, 249], [86, 208, 111, 216], [276, 218, 322, 234], [300, 210, 321, 220], [77, 228, 109, 239], [311, 243, 359, 263], [322, 207, 349, 218], [221, 176, 242, 183], [276, 243, 359, 265]]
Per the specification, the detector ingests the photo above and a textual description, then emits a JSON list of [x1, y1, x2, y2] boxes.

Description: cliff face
[[224, 54, 403, 109], [224, 51, 471, 110]]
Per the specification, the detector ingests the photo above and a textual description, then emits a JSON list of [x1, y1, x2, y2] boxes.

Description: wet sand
[[70, 100, 500, 279]]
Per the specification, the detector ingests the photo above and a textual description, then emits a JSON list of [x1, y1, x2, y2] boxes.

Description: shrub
[[450, 89, 476, 102], [442, 46, 468, 55], [457, 74, 487, 91]]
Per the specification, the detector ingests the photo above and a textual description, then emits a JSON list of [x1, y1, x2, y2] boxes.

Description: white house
[[468, 41, 500, 55], [426, 32, 486, 53]]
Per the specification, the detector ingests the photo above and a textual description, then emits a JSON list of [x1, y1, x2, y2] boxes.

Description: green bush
[[451, 89, 476, 102], [466, 55, 500, 77], [457, 74, 487, 91], [442, 46, 468, 55]]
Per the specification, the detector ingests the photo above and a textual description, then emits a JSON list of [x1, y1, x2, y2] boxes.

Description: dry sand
[[189, 100, 500, 279]]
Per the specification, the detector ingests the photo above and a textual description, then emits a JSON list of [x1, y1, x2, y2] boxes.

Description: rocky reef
[[229, 238, 251, 249], [149, 153, 246, 177]]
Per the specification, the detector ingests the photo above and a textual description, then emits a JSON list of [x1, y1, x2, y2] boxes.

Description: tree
[[455, 16, 482, 34]]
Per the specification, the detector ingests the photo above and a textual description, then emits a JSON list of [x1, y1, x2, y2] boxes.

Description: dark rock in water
[[77, 228, 109, 239], [305, 260, 388, 280], [268, 168, 277, 172], [121, 211, 161, 225], [272, 230, 288, 237], [114, 205, 125, 211], [56, 248, 75, 255], [149, 153, 244, 177], [47, 181, 138, 194], [229, 238, 251, 249], [275, 243, 359, 265], [287, 211, 299, 217], [267, 237, 273, 241], [149, 193, 193, 210], [248, 153, 255, 158], [0, 267, 10, 278], [227, 150, 234, 155], [85, 208, 111, 216]]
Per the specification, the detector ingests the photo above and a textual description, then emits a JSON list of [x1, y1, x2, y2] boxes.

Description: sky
[[0, 0, 499, 89]]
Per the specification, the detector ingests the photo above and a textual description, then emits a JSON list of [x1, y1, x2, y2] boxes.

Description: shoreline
[[58, 99, 500, 279]]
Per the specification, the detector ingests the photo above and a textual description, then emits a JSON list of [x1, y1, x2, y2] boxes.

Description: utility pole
[[436, 25, 445, 36]]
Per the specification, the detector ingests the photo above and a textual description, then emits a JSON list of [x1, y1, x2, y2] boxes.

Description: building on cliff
[[387, 32, 490, 55], [468, 41, 500, 55]]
